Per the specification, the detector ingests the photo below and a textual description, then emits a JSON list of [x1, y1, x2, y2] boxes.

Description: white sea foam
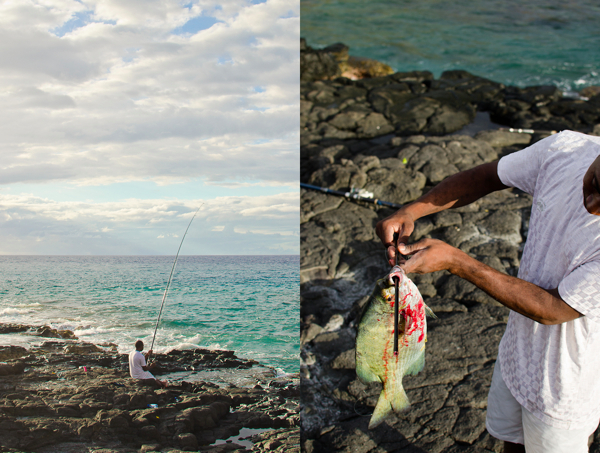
[[171, 341, 202, 351], [0, 307, 32, 315], [205, 343, 226, 351], [0, 256, 298, 373]]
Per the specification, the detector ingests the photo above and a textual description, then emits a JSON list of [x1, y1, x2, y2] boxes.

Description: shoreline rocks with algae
[[300, 40, 600, 452], [0, 323, 299, 453]]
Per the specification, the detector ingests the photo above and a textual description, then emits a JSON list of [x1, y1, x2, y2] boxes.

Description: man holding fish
[[376, 130, 600, 453]]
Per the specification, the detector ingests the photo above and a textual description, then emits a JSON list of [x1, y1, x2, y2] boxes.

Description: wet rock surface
[[0, 326, 299, 453], [301, 41, 600, 452], [301, 40, 600, 146]]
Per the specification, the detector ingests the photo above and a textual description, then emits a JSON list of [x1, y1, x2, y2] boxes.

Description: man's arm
[[376, 161, 508, 265], [398, 239, 582, 325], [142, 350, 154, 371]]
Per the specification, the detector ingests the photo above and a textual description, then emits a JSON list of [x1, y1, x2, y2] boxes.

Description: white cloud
[[0, 191, 299, 254], [0, 0, 299, 186], [0, 0, 299, 255]]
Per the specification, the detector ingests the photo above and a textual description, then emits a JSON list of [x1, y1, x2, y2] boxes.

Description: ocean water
[[301, 0, 600, 93], [0, 255, 299, 374]]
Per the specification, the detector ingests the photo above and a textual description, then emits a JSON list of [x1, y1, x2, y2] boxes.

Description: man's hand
[[397, 238, 458, 274], [376, 161, 507, 267], [376, 209, 416, 266]]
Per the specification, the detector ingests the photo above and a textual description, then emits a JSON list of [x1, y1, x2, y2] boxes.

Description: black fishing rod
[[393, 235, 400, 355], [301, 182, 403, 209], [149, 206, 202, 359]]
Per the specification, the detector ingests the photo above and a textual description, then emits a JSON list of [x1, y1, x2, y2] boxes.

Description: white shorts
[[133, 370, 155, 380], [486, 362, 598, 453]]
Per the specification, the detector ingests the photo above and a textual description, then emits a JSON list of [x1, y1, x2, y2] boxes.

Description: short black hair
[[135, 340, 144, 351]]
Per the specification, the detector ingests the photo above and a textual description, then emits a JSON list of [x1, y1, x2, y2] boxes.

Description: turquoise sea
[[301, 0, 600, 93], [0, 255, 299, 374]]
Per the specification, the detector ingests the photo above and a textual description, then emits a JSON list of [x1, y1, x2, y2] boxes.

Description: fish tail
[[424, 303, 437, 318], [368, 381, 410, 429], [389, 381, 410, 413]]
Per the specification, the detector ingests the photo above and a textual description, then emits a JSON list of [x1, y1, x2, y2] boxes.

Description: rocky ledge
[[0, 325, 299, 453], [301, 39, 600, 146], [301, 41, 600, 452]]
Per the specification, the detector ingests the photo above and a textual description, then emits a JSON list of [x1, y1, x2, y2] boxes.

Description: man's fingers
[[398, 240, 428, 256], [386, 245, 396, 266], [379, 225, 398, 247]]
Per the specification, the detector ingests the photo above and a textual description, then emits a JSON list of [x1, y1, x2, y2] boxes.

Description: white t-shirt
[[129, 350, 154, 380], [497, 130, 600, 429]]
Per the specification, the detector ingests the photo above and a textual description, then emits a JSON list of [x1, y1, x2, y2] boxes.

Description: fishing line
[[353, 400, 374, 417], [149, 206, 202, 356]]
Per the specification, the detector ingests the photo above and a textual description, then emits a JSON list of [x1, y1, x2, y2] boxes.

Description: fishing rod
[[499, 127, 557, 135], [301, 182, 403, 209], [149, 206, 202, 359], [393, 236, 400, 355]]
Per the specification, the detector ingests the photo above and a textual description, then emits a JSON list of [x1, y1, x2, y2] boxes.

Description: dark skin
[[376, 157, 600, 451]]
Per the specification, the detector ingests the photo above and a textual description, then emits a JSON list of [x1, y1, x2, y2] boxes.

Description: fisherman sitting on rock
[[377, 130, 600, 453], [129, 340, 167, 389]]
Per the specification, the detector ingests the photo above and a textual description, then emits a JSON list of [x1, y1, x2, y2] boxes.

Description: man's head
[[135, 340, 144, 351], [583, 155, 600, 215]]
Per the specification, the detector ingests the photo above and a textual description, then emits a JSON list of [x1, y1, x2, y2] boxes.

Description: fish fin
[[368, 382, 410, 429], [356, 363, 380, 384], [389, 382, 411, 413], [404, 349, 425, 376], [355, 349, 381, 383], [424, 303, 437, 319], [368, 389, 392, 429]]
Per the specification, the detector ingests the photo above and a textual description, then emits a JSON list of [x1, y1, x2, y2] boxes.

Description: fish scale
[[355, 265, 436, 429]]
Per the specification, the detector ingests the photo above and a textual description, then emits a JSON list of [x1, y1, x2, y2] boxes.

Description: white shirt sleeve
[[559, 261, 600, 322], [497, 132, 566, 195]]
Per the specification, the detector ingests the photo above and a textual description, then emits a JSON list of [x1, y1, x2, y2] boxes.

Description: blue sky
[[0, 0, 299, 255]]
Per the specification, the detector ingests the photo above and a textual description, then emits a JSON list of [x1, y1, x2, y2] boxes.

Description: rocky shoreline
[[300, 40, 600, 452], [301, 39, 600, 147], [0, 324, 299, 452]]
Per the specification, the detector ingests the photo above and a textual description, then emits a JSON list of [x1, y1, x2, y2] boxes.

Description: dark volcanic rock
[[299, 51, 600, 449], [37, 325, 78, 339], [301, 38, 342, 83], [0, 337, 299, 452], [300, 129, 531, 451], [302, 39, 600, 146]]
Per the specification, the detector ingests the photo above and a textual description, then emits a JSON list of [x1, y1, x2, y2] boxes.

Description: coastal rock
[[0, 324, 30, 334], [301, 40, 394, 83], [0, 335, 299, 452], [581, 86, 600, 98], [63, 342, 104, 354], [0, 345, 28, 361], [344, 56, 395, 80], [0, 361, 25, 375], [475, 129, 532, 148], [37, 325, 78, 340], [298, 65, 581, 448], [302, 40, 600, 145], [301, 39, 342, 82]]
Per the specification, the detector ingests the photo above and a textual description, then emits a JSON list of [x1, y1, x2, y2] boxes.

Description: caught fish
[[355, 265, 436, 429]]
